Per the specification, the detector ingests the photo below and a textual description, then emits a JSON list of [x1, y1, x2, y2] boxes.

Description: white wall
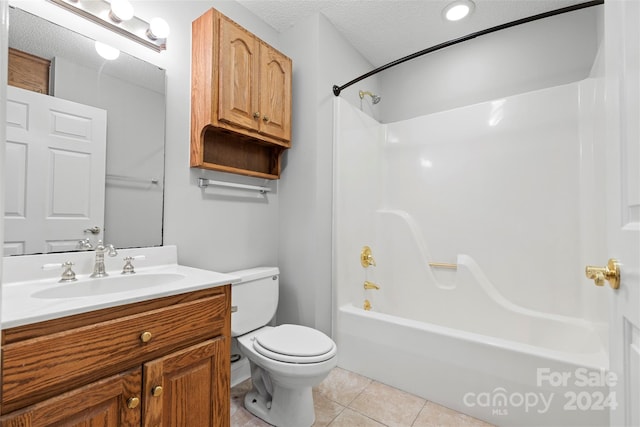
[[145, 1, 283, 273], [379, 6, 600, 122], [277, 13, 380, 334]]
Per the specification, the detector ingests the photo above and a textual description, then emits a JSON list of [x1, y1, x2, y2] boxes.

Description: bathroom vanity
[[1, 246, 237, 426]]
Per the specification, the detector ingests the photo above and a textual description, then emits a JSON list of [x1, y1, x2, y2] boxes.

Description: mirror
[[5, 6, 166, 256]]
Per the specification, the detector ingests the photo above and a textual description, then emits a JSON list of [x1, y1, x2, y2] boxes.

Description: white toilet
[[230, 267, 337, 427]]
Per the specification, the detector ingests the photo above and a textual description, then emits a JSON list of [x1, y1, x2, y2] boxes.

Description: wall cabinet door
[[217, 14, 291, 142], [142, 338, 229, 427], [218, 16, 260, 133], [0, 369, 141, 427], [258, 43, 292, 141]]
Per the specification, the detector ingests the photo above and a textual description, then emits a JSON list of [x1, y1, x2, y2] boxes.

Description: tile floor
[[230, 367, 495, 427]]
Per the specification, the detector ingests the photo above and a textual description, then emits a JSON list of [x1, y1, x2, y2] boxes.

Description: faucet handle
[[121, 255, 145, 275], [107, 244, 118, 257], [77, 238, 93, 250], [42, 261, 77, 283]]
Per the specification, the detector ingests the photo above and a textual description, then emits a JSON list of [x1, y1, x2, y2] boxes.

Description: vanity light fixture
[[108, 0, 134, 23], [47, 0, 169, 52], [442, 0, 475, 22], [147, 17, 170, 40]]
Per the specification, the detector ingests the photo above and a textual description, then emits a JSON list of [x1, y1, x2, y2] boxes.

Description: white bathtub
[[336, 301, 611, 426], [333, 83, 612, 426]]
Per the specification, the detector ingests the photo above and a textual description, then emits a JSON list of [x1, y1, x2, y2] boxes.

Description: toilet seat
[[253, 324, 337, 364]]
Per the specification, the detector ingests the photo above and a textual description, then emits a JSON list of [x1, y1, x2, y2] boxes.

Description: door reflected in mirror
[[5, 6, 166, 256]]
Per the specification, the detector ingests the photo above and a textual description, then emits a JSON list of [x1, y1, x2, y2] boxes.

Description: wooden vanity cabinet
[[0, 286, 231, 427], [191, 8, 292, 179]]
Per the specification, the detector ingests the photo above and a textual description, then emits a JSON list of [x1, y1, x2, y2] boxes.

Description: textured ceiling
[[235, 0, 591, 67]]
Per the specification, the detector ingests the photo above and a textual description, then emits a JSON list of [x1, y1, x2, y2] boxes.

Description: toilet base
[[244, 380, 315, 427]]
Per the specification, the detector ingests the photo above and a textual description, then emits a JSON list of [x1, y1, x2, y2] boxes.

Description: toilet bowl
[[230, 267, 337, 427]]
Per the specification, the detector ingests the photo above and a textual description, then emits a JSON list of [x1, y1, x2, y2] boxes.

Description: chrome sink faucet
[[90, 240, 118, 278]]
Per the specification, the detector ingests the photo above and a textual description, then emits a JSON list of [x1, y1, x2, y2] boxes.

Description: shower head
[[359, 90, 381, 104]]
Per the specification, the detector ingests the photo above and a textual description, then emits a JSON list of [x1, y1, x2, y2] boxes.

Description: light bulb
[[95, 41, 120, 60], [147, 18, 170, 40], [109, 0, 134, 22]]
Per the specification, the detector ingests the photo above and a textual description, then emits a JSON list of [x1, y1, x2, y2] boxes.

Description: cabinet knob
[[262, 115, 269, 122], [253, 112, 260, 119], [140, 331, 153, 343], [152, 385, 164, 397], [127, 397, 140, 409]]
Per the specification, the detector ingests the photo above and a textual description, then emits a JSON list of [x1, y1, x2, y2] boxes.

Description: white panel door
[[4, 86, 107, 255], [604, 1, 640, 426]]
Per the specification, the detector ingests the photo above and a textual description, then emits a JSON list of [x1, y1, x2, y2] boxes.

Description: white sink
[[31, 273, 186, 299]]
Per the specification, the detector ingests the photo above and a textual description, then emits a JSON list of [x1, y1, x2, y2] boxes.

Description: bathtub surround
[[333, 78, 609, 425]]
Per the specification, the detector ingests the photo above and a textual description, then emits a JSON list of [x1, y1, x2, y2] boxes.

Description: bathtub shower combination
[[333, 80, 611, 426]]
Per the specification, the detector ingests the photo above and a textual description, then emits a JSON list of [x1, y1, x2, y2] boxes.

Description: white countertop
[[2, 245, 240, 328]]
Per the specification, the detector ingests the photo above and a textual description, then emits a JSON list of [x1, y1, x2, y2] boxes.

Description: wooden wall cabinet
[[0, 286, 231, 426], [191, 8, 292, 179]]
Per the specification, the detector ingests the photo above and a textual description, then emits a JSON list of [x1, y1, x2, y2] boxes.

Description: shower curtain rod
[[332, 0, 603, 97]]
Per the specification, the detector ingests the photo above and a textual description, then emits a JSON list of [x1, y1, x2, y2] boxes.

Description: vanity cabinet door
[[0, 368, 141, 427], [142, 337, 229, 427]]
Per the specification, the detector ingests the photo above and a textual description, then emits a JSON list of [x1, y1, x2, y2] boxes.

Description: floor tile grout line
[[409, 400, 428, 427]]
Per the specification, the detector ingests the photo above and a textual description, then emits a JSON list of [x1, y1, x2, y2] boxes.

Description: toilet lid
[[254, 324, 336, 363]]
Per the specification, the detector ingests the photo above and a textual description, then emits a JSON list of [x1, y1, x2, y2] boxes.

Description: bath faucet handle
[[121, 255, 146, 275], [363, 281, 380, 290], [360, 246, 376, 267], [42, 261, 77, 283]]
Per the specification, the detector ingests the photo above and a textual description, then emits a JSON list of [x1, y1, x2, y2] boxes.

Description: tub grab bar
[[428, 262, 457, 270]]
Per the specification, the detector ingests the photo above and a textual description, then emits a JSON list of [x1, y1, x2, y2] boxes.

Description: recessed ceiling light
[[443, 0, 475, 22]]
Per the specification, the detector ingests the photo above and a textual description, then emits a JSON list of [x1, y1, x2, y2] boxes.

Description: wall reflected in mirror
[[5, 6, 166, 256]]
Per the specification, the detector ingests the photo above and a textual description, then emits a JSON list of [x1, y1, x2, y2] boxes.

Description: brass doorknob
[[152, 386, 163, 397], [140, 331, 153, 343], [253, 112, 260, 119], [263, 115, 269, 122], [127, 397, 140, 409], [585, 259, 620, 289]]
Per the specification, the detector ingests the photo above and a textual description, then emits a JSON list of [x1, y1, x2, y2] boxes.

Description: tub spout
[[364, 281, 380, 290]]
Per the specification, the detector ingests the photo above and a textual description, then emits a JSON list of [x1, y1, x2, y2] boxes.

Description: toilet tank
[[229, 266, 279, 337]]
